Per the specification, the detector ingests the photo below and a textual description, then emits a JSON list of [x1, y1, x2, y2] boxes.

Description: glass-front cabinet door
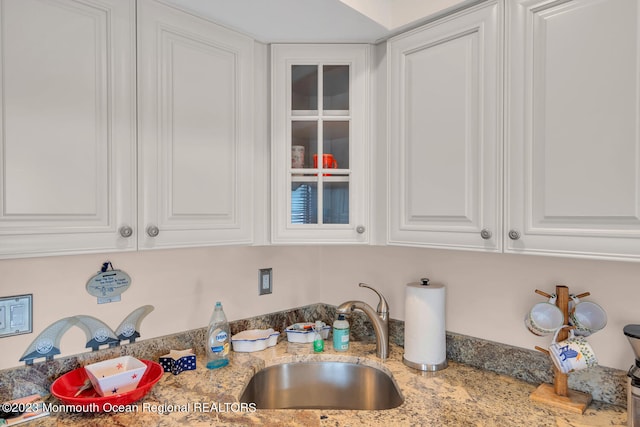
[[272, 45, 369, 243]]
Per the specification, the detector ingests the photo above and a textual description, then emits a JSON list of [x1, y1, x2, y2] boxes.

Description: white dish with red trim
[[84, 356, 147, 396]]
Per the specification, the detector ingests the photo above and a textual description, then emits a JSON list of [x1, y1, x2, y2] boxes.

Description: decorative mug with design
[[569, 295, 607, 337], [524, 295, 564, 336], [291, 145, 305, 169], [548, 326, 598, 374]]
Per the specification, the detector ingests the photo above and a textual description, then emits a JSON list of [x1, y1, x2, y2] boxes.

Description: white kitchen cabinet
[[387, 1, 502, 251], [137, 0, 254, 249], [271, 44, 370, 244], [387, 0, 640, 262], [505, 0, 640, 260], [0, 0, 255, 258], [0, 0, 136, 258]]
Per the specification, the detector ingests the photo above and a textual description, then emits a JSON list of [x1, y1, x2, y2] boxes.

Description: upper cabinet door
[[137, 0, 254, 249], [271, 44, 370, 244], [0, 0, 136, 258], [506, 0, 640, 260], [387, 1, 502, 251]]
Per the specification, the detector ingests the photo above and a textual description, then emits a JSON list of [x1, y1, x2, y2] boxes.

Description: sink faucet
[[337, 283, 389, 360]]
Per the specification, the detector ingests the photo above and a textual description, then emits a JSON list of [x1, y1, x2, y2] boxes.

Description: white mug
[[524, 295, 564, 336], [569, 295, 607, 337], [549, 326, 598, 374]]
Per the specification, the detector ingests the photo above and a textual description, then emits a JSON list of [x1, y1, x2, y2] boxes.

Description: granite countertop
[[24, 340, 626, 427]]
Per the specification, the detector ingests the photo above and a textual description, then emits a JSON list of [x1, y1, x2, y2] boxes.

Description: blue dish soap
[[206, 301, 230, 369]]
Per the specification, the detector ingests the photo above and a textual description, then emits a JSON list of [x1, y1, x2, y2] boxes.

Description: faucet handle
[[358, 283, 389, 315]]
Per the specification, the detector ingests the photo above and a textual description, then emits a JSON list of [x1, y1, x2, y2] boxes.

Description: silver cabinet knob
[[480, 229, 492, 240], [119, 226, 133, 238], [146, 225, 160, 238], [508, 229, 521, 240], [356, 225, 366, 234]]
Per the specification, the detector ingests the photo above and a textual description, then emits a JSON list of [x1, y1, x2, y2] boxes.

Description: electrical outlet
[[0, 294, 32, 338], [259, 268, 272, 295]]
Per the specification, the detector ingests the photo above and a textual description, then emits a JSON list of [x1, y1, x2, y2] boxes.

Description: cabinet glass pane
[[323, 65, 349, 112], [292, 65, 318, 112], [291, 182, 317, 224], [323, 182, 349, 224], [323, 121, 349, 169], [291, 121, 317, 169]]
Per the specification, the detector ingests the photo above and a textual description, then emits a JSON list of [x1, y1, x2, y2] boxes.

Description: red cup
[[313, 154, 338, 176]]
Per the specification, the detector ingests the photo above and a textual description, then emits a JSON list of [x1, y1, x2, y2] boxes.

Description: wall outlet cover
[[259, 268, 272, 295], [0, 294, 33, 338]]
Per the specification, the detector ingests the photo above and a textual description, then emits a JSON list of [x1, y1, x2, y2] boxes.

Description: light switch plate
[[259, 268, 272, 295], [0, 294, 32, 338]]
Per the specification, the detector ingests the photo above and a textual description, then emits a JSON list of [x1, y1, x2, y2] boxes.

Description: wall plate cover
[[0, 294, 32, 338], [259, 268, 272, 295]]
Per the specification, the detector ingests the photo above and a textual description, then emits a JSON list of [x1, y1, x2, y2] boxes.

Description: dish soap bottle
[[333, 314, 350, 352], [313, 321, 324, 353], [206, 301, 230, 369]]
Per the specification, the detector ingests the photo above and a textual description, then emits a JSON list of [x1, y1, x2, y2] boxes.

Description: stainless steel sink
[[239, 362, 403, 410]]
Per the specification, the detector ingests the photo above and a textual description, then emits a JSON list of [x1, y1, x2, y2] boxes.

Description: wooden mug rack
[[529, 285, 593, 414]]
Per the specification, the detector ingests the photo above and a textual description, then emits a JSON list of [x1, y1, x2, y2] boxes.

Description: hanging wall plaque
[[86, 262, 131, 304]]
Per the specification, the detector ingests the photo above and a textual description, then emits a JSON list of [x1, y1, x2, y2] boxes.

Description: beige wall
[[319, 245, 640, 372], [0, 246, 321, 371], [1, 245, 639, 372]]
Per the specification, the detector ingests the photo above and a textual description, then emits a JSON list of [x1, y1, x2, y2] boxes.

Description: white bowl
[[285, 323, 331, 343], [84, 356, 147, 396], [231, 329, 280, 352]]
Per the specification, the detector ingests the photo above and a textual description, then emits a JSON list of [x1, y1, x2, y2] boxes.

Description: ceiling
[[162, 0, 468, 43]]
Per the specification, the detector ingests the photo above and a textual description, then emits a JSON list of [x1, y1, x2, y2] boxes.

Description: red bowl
[[51, 359, 163, 411]]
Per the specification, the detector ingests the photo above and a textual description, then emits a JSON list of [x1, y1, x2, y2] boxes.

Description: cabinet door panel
[[388, 1, 501, 251], [165, 33, 235, 218], [137, 0, 254, 248], [406, 34, 476, 220], [0, 0, 136, 258], [507, 0, 640, 260]]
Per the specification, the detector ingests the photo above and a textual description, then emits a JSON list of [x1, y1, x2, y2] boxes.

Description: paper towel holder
[[403, 278, 448, 372]]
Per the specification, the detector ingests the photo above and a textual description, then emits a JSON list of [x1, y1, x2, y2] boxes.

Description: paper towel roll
[[404, 280, 447, 370]]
